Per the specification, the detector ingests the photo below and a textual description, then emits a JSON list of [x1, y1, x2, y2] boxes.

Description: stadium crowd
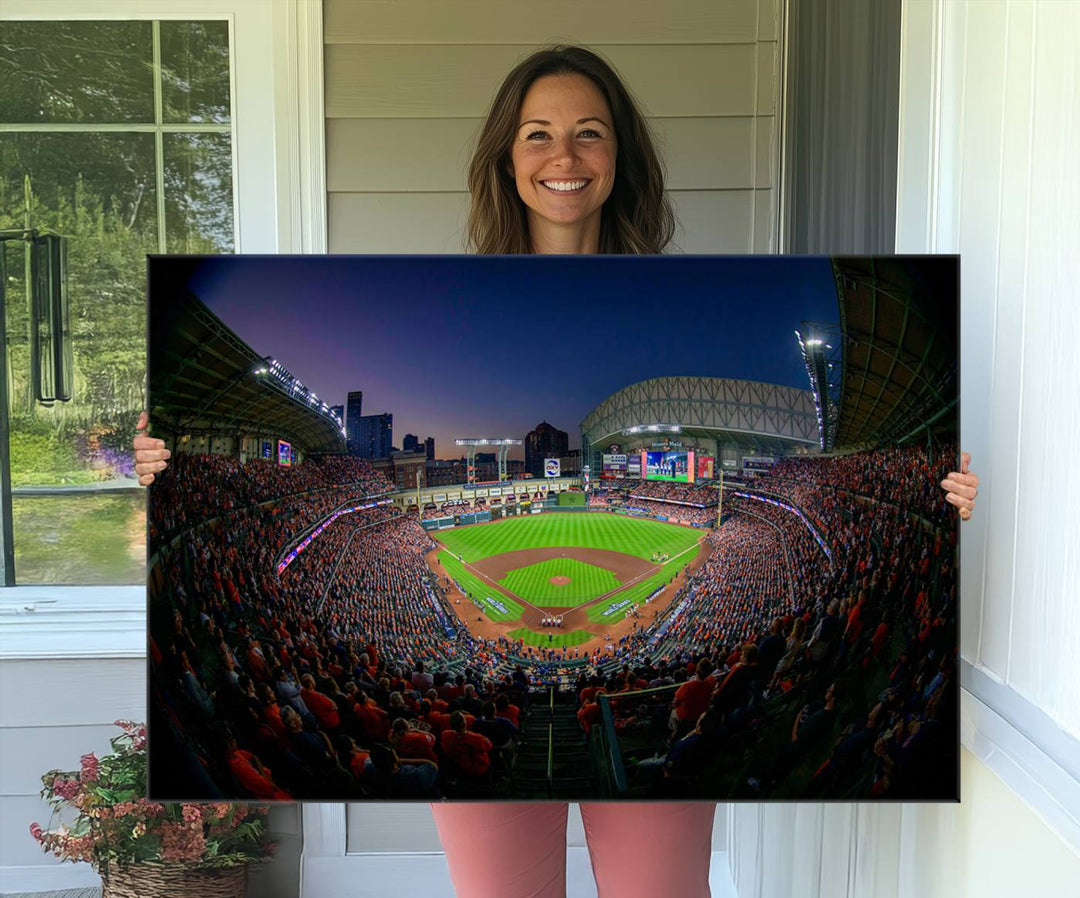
[[628, 481, 719, 506], [150, 441, 957, 800]]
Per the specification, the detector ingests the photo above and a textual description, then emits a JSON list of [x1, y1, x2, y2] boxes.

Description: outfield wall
[[422, 504, 714, 532]]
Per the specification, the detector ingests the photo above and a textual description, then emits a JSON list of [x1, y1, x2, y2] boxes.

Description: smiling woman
[[466, 45, 674, 255], [509, 73, 617, 252]]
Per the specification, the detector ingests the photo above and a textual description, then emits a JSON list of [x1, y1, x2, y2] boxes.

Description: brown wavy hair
[[466, 46, 675, 255]]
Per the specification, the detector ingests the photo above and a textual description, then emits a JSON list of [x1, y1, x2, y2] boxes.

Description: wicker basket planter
[[101, 863, 247, 898]]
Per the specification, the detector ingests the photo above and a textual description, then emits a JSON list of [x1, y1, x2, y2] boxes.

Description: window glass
[[160, 21, 231, 124], [164, 132, 234, 252], [0, 21, 155, 123], [1, 20, 234, 585]]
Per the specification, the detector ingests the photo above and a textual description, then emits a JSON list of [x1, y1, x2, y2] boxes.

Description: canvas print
[[147, 254, 959, 802]]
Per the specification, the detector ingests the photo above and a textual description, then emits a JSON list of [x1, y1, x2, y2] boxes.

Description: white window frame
[[0, 0, 326, 655]]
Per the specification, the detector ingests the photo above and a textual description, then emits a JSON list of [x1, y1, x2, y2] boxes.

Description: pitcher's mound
[[549, 575, 572, 585]]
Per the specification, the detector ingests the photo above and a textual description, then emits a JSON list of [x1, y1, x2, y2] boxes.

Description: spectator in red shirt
[[440, 711, 493, 778], [391, 717, 440, 764], [225, 732, 292, 800], [494, 693, 520, 728], [300, 673, 341, 733], [353, 689, 390, 742]]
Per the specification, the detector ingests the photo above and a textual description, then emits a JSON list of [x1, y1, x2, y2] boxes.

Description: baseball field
[[433, 512, 702, 638]]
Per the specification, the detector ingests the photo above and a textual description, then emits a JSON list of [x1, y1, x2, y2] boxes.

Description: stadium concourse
[[147, 261, 958, 801]]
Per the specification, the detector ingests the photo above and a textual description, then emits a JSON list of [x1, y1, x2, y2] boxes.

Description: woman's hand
[[133, 411, 170, 486], [940, 451, 979, 521]]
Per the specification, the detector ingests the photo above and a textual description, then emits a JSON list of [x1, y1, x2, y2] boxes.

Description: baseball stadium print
[[146, 255, 959, 802]]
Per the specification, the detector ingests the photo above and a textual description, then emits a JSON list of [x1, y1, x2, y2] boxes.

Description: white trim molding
[[273, 0, 328, 253], [0, 586, 145, 660], [960, 671, 1080, 854]]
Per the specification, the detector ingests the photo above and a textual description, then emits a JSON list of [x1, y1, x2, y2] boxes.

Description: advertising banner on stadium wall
[[147, 254, 959, 805], [602, 453, 628, 478], [696, 455, 715, 480]]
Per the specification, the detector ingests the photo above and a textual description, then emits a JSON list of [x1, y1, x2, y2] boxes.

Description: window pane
[[1, 19, 235, 586], [1, 132, 156, 452], [0, 21, 154, 124], [164, 132, 235, 252], [2, 132, 155, 584], [12, 493, 146, 585], [160, 20, 232, 124]]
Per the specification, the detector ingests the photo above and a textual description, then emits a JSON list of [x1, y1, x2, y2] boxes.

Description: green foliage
[[30, 722, 274, 873], [2, 21, 233, 492], [7, 426, 93, 485], [12, 492, 145, 585]]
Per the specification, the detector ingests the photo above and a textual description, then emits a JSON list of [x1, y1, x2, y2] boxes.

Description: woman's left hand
[[940, 451, 979, 520]]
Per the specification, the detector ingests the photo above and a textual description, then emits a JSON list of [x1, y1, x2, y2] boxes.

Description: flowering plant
[[31, 721, 273, 873]]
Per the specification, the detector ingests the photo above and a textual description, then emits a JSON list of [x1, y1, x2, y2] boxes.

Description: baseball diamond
[[429, 512, 705, 651]]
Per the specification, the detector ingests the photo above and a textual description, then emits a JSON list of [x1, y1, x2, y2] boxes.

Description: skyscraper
[[424, 436, 435, 461], [524, 421, 569, 477], [356, 413, 393, 459], [403, 433, 419, 452], [346, 391, 363, 454]]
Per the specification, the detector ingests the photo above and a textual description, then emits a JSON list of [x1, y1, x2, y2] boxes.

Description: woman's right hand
[[133, 411, 170, 486]]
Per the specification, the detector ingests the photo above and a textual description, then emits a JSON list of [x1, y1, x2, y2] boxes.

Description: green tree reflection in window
[[0, 20, 234, 584]]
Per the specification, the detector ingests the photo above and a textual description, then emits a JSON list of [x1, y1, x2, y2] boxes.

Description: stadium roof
[[580, 376, 819, 456], [148, 263, 346, 454], [830, 257, 958, 449]]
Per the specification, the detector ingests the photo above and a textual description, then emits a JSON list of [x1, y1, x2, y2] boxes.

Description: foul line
[[566, 537, 703, 616]]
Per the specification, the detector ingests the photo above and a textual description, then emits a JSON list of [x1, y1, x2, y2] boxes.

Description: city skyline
[[180, 256, 841, 461]]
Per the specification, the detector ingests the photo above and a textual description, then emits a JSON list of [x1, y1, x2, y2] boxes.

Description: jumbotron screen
[[643, 449, 695, 483], [277, 439, 292, 467]]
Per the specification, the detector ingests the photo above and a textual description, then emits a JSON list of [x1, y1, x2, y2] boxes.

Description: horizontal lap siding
[[325, 0, 781, 255], [0, 658, 145, 868], [324, 1, 761, 45]]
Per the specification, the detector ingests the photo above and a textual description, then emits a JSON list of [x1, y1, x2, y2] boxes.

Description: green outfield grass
[[438, 551, 524, 621], [506, 627, 594, 648], [499, 557, 619, 606], [435, 512, 700, 562]]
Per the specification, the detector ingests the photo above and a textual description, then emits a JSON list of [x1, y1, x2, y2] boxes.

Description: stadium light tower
[[454, 438, 523, 483], [795, 323, 842, 451]]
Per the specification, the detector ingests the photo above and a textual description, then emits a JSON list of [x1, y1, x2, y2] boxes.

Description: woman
[[134, 45, 979, 898]]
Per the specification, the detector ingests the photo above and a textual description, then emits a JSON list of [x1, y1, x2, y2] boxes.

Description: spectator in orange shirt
[[671, 659, 716, 735]]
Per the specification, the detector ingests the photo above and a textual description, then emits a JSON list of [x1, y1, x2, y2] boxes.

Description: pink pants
[[431, 802, 716, 898]]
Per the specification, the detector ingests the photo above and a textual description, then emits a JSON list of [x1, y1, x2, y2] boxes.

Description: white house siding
[[324, 0, 782, 254]]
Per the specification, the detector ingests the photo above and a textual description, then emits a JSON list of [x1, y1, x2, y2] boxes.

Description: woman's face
[[509, 73, 617, 236]]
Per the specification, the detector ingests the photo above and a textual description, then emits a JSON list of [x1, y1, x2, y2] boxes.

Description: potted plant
[[30, 720, 274, 897]]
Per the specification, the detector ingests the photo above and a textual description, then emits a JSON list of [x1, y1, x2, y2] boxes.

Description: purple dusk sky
[[174, 255, 840, 460]]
